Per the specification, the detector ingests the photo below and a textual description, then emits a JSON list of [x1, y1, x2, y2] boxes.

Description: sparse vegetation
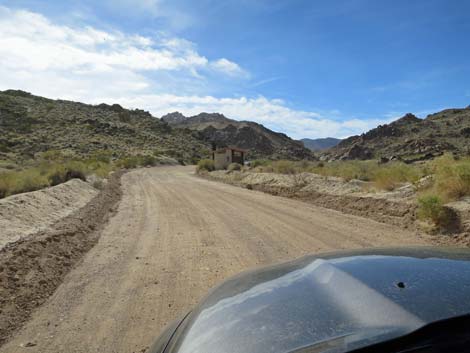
[[227, 163, 242, 171], [246, 159, 425, 190], [0, 158, 112, 199], [197, 159, 215, 172]]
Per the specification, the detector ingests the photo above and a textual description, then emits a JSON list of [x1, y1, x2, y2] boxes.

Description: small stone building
[[212, 146, 247, 170]]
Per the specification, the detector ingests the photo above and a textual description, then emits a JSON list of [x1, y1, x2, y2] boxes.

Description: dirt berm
[[204, 171, 418, 229], [0, 171, 124, 345]]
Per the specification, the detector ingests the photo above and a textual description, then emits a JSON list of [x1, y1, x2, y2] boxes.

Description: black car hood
[[162, 247, 470, 353]]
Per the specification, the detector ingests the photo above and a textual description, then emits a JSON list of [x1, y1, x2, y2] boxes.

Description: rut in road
[[0, 166, 430, 353]]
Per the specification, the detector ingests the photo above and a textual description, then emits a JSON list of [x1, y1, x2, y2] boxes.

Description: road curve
[[1, 166, 429, 353]]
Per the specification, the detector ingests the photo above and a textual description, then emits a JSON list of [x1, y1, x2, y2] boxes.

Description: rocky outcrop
[[323, 109, 470, 161]]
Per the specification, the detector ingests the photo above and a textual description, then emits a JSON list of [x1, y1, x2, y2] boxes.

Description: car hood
[[163, 247, 470, 353]]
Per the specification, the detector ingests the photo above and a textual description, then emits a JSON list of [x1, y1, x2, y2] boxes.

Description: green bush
[[417, 195, 446, 225], [197, 159, 215, 172], [116, 156, 140, 169], [141, 155, 158, 166], [227, 163, 242, 171]]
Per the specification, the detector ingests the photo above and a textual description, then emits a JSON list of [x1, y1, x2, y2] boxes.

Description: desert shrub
[[90, 150, 113, 163], [41, 149, 65, 161], [227, 163, 242, 171], [116, 156, 140, 169], [430, 154, 470, 201], [417, 194, 443, 223], [0, 143, 10, 153], [92, 179, 105, 190], [197, 159, 215, 172], [417, 194, 457, 229], [373, 163, 423, 191], [141, 155, 158, 166], [272, 160, 297, 174], [250, 159, 270, 168], [46, 162, 87, 186], [310, 160, 379, 181], [85, 160, 114, 178], [0, 169, 49, 198]]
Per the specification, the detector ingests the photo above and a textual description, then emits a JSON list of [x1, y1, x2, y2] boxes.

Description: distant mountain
[[322, 109, 470, 162], [162, 112, 314, 160], [301, 137, 341, 151]]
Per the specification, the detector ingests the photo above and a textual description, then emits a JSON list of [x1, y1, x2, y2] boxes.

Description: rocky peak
[[161, 112, 187, 124], [393, 113, 420, 125]]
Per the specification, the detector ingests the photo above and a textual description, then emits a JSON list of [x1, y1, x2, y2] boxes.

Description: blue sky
[[0, 0, 469, 139]]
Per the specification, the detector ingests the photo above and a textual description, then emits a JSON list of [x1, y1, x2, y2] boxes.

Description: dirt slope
[[0, 166, 430, 353]]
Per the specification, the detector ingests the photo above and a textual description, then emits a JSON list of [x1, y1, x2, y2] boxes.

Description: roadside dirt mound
[[205, 171, 418, 229], [0, 179, 98, 249], [0, 171, 124, 346]]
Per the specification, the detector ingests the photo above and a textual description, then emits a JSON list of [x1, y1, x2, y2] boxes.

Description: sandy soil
[[0, 166, 431, 353], [0, 179, 98, 249]]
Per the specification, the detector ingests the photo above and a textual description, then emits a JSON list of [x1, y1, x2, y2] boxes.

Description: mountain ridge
[[162, 111, 314, 160], [301, 137, 342, 151], [322, 108, 470, 161]]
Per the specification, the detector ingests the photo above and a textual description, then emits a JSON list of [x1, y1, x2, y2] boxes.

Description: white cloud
[[0, 6, 244, 79], [0, 6, 390, 140], [211, 58, 249, 78]]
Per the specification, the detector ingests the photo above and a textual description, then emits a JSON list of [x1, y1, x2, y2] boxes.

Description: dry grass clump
[[196, 159, 215, 172], [0, 152, 119, 199], [0, 169, 49, 198], [428, 154, 470, 202], [310, 160, 379, 181], [250, 159, 424, 190], [372, 163, 423, 191], [227, 163, 242, 171], [115, 155, 159, 169]]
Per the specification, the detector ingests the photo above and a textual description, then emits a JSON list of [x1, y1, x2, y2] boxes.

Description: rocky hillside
[[0, 90, 210, 164], [301, 137, 341, 151], [162, 112, 314, 160], [323, 109, 470, 162]]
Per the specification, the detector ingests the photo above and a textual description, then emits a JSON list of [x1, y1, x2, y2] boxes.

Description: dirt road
[[1, 166, 430, 353]]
